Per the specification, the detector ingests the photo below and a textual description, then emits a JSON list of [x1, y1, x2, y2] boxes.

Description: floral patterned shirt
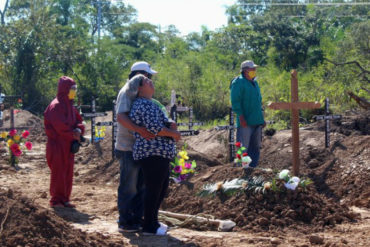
[[129, 97, 176, 161]]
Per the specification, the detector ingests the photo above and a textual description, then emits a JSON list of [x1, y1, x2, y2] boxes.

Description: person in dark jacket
[[44, 76, 85, 208]]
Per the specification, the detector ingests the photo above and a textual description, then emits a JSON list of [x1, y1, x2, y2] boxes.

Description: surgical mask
[[247, 71, 256, 79], [68, 89, 77, 100]]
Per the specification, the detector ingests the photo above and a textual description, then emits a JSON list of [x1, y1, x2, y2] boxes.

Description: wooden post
[[268, 70, 321, 175]]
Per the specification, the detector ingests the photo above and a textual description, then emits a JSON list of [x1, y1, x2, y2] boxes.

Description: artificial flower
[[184, 163, 192, 169], [13, 148, 22, 157], [264, 182, 271, 190], [7, 139, 14, 147], [278, 169, 290, 180], [242, 153, 248, 156], [10, 143, 20, 152], [9, 129, 17, 137], [179, 150, 189, 160], [236, 154, 241, 159], [235, 142, 241, 148], [216, 182, 224, 191], [14, 135, 21, 142], [0, 132, 7, 139], [21, 130, 30, 138], [179, 158, 185, 166], [174, 166, 182, 173], [25, 141, 32, 150]]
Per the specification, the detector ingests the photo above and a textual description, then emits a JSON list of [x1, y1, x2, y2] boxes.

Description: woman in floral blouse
[[129, 74, 181, 236]]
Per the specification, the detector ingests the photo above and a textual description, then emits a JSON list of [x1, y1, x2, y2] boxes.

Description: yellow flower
[[0, 132, 7, 139], [179, 158, 185, 166], [14, 135, 21, 142], [179, 151, 189, 160], [7, 139, 14, 147]]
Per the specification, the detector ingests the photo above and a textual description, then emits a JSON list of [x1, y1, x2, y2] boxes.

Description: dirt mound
[[162, 167, 359, 232], [1, 109, 46, 143], [0, 188, 123, 247]]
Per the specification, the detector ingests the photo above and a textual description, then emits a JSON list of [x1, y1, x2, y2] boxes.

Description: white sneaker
[[143, 225, 167, 236], [159, 222, 168, 231]]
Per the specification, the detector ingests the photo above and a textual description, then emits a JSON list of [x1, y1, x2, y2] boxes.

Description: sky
[[0, 0, 235, 36], [124, 0, 235, 35]]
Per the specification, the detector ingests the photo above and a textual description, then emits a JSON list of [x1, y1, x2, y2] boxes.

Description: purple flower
[[173, 166, 182, 173], [179, 174, 188, 181]]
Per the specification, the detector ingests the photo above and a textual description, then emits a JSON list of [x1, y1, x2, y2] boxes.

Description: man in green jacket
[[230, 60, 265, 167]]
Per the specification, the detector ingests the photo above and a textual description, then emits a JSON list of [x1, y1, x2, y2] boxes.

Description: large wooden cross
[[268, 70, 321, 175]]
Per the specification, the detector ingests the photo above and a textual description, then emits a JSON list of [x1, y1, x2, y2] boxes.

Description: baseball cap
[[131, 61, 157, 74], [240, 60, 258, 71]]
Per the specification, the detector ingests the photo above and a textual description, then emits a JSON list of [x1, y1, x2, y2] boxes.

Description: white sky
[[0, 0, 235, 36], [124, 0, 235, 35]]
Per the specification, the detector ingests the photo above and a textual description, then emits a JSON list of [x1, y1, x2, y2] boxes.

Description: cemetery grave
[[0, 107, 369, 246]]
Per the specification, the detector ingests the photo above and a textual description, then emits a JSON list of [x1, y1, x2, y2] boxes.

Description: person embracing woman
[[129, 74, 181, 236]]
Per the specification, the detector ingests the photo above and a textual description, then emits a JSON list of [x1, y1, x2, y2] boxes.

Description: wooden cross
[[268, 70, 321, 176], [0, 84, 22, 129]]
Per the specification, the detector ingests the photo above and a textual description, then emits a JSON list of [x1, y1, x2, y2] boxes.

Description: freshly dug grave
[[161, 167, 359, 232], [0, 188, 124, 247]]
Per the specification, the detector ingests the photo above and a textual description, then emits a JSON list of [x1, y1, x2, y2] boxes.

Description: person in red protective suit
[[44, 76, 85, 208]]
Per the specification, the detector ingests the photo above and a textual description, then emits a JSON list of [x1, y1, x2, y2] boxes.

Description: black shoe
[[118, 224, 140, 233]]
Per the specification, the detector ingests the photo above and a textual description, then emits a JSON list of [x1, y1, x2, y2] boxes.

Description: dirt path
[[1, 139, 369, 247]]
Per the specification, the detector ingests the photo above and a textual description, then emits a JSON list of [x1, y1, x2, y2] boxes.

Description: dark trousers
[[137, 156, 170, 233]]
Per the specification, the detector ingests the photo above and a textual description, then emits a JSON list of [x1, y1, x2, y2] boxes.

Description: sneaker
[[118, 224, 140, 233], [143, 225, 167, 236], [159, 222, 168, 231], [63, 202, 76, 208]]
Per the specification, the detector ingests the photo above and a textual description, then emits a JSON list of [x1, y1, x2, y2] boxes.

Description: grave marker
[[313, 98, 342, 148], [268, 70, 321, 175]]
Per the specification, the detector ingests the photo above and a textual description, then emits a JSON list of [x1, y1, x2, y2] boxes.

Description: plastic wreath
[[0, 129, 32, 166], [170, 144, 196, 183], [234, 142, 252, 168]]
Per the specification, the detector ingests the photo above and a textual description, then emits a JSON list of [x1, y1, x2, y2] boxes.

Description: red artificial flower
[[10, 143, 20, 152], [25, 141, 32, 150], [9, 129, 17, 137], [21, 130, 30, 139], [236, 154, 241, 159], [235, 142, 241, 148], [242, 153, 248, 157], [13, 148, 22, 157]]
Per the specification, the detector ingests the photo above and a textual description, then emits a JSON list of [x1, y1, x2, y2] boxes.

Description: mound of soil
[[0, 188, 123, 247], [162, 167, 359, 232]]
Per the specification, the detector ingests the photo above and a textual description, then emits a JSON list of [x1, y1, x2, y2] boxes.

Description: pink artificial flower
[[13, 148, 22, 157], [25, 141, 32, 150], [22, 130, 30, 138], [235, 142, 241, 148], [174, 166, 182, 173], [10, 143, 20, 152], [184, 163, 192, 169], [236, 154, 241, 159], [9, 129, 17, 137]]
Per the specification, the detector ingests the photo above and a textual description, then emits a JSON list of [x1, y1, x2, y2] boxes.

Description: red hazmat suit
[[44, 76, 84, 206]]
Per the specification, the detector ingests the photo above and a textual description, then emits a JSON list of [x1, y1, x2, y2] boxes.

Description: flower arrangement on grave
[[234, 142, 252, 168], [94, 126, 106, 142], [170, 144, 196, 183], [0, 129, 32, 166], [197, 169, 312, 197]]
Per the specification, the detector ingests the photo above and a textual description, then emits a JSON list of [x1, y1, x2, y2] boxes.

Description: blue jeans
[[115, 150, 144, 226], [236, 125, 262, 167]]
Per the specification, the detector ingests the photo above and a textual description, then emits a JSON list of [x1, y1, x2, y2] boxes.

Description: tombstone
[[268, 70, 321, 176], [313, 98, 342, 148], [80, 97, 107, 143]]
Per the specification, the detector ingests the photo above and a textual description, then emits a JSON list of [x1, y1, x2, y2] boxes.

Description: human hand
[[137, 126, 155, 140], [239, 115, 247, 127], [73, 129, 81, 140]]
